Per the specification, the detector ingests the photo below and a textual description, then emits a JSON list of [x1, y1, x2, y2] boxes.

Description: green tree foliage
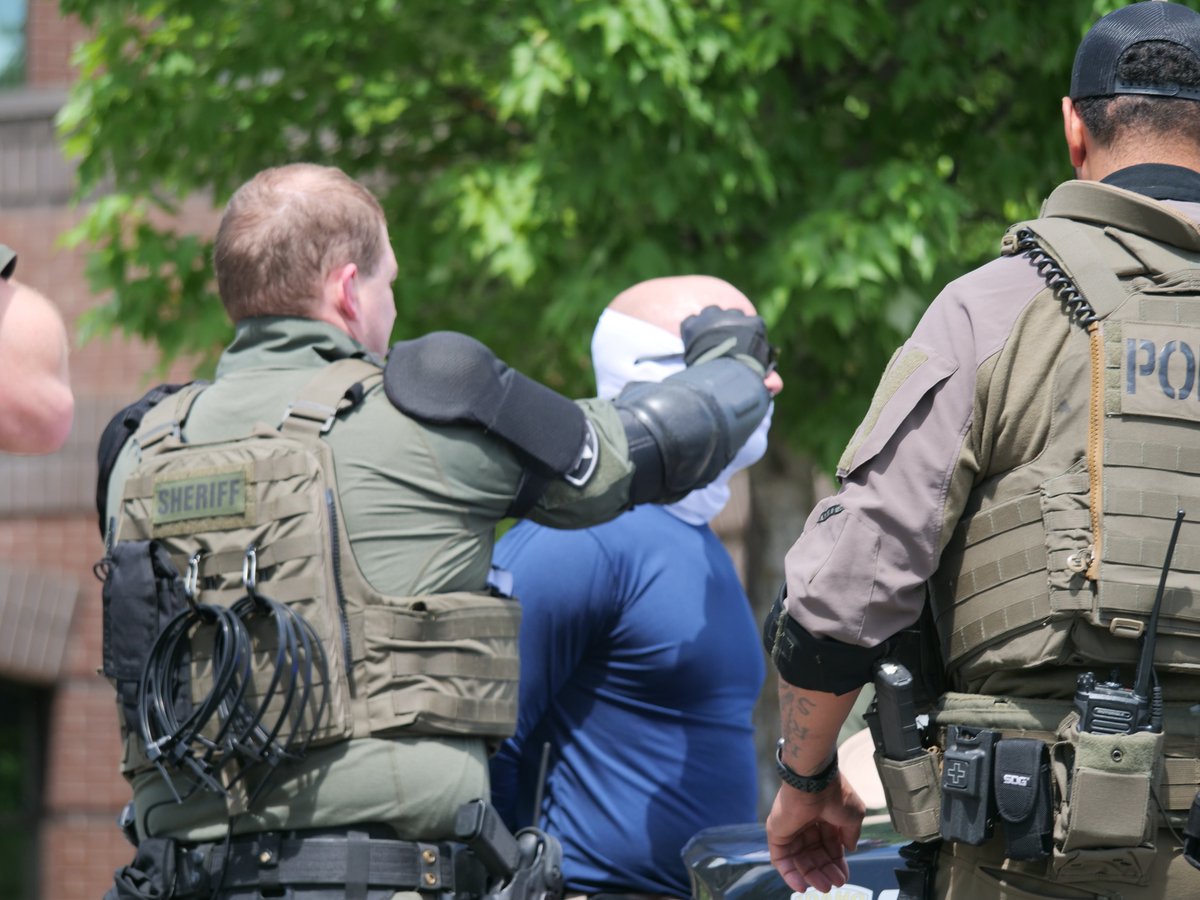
[[59, 0, 1124, 466]]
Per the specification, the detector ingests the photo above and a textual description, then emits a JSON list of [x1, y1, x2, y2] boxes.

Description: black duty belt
[[178, 827, 487, 900]]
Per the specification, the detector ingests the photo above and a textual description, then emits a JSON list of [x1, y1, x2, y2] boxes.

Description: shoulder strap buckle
[[280, 400, 339, 434], [133, 420, 181, 456], [279, 358, 382, 436]]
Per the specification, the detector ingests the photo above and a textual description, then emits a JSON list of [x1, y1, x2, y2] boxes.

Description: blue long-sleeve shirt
[[490, 506, 765, 897]]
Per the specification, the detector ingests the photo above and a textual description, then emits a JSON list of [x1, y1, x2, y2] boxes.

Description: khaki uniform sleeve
[[783, 255, 1045, 647]]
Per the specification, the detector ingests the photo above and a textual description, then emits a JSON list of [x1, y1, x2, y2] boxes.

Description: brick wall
[[26, 0, 87, 87]]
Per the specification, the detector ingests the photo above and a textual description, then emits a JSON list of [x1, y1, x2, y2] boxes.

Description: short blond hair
[[214, 163, 386, 321]]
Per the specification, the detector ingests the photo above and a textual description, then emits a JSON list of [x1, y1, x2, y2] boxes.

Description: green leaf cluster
[[59, 0, 1125, 465]]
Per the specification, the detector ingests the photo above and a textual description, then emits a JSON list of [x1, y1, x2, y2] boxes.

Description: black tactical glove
[[681, 305, 774, 375]]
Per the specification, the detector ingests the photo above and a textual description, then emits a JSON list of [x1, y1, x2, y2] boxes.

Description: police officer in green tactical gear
[[97, 162, 776, 900], [762, 3, 1200, 898]]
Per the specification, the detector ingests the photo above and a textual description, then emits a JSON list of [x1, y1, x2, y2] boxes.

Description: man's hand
[[766, 772, 866, 894], [680, 305, 774, 374]]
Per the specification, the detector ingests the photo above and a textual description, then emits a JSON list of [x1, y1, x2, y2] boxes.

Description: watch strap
[[775, 739, 839, 793]]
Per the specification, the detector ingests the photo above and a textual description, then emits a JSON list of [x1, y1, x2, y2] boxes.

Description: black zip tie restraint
[[136, 545, 329, 805]]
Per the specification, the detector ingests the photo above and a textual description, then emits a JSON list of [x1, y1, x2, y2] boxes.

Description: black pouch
[[939, 725, 998, 845], [101, 540, 191, 729], [1186, 790, 1200, 870], [993, 738, 1052, 860], [104, 837, 178, 900]]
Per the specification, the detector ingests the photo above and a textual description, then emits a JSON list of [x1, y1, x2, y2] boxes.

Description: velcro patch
[[1120, 323, 1200, 421], [153, 467, 248, 526]]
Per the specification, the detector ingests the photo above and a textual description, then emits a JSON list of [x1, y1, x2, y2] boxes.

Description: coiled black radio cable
[[1014, 227, 1098, 329]]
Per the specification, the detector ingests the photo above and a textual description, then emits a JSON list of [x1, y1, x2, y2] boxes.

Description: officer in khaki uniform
[[761, 4, 1200, 898], [99, 163, 775, 899]]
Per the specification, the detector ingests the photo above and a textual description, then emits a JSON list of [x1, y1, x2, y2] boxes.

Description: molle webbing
[[937, 182, 1200, 679], [933, 692, 1200, 811], [113, 358, 522, 782], [359, 592, 521, 737], [936, 490, 1093, 668]]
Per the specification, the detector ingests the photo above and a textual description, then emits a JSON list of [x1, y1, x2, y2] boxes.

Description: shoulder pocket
[[837, 344, 958, 479]]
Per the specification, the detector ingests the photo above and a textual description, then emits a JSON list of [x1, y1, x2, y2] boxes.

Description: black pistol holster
[[895, 839, 941, 900], [455, 799, 563, 900]]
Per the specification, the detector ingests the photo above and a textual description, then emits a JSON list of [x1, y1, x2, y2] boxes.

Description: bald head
[[593, 275, 782, 398], [607, 275, 757, 336]]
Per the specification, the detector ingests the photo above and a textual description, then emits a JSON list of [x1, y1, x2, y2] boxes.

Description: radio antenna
[[1133, 508, 1185, 704]]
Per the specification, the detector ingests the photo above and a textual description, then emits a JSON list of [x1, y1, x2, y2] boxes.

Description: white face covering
[[591, 308, 772, 525]]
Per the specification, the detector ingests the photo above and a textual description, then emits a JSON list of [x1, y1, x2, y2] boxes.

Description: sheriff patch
[[1120, 323, 1200, 421], [153, 468, 248, 526]]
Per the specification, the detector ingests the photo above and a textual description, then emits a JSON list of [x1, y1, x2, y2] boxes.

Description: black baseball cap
[[1070, 1, 1200, 100]]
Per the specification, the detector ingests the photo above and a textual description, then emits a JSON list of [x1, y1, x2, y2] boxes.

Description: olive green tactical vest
[[930, 182, 1200, 690], [112, 359, 521, 776]]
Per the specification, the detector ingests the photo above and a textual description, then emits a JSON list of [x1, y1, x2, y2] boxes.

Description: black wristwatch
[[775, 739, 839, 793]]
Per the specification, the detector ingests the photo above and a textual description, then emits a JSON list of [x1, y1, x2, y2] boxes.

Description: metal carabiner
[[184, 551, 203, 607], [242, 544, 259, 598]]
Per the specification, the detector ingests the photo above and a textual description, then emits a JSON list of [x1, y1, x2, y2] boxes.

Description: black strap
[[96, 382, 195, 538], [506, 469, 551, 519], [346, 830, 369, 900], [205, 833, 469, 892]]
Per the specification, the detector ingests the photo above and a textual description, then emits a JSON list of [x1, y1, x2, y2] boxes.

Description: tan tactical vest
[[930, 182, 1200, 689], [112, 359, 521, 776]]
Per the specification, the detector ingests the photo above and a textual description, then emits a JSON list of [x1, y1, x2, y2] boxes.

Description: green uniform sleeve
[[530, 398, 634, 528]]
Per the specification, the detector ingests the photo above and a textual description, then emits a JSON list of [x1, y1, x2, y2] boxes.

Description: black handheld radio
[[1073, 509, 1185, 736]]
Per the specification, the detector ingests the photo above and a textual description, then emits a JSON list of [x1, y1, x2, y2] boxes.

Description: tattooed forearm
[[777, 681, 863, 771], [783, 721, 810, 744], [781, 694, 815, 744]]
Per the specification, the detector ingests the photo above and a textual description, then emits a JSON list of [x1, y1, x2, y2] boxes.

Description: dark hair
[[1075, 40, 1200, 147]]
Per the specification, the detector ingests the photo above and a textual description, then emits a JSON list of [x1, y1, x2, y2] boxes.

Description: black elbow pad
[[762, 585, 885, 695], [614, 357, 768, 505]]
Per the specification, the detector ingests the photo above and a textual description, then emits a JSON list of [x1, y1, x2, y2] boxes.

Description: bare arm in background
[[0, 278, 74, 453]]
